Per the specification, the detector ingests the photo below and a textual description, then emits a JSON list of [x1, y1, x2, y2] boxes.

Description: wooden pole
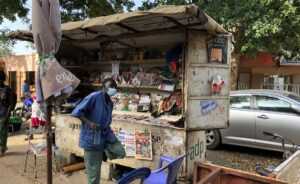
[[46, 100, 53, 184], [63, 162, 85, 173]]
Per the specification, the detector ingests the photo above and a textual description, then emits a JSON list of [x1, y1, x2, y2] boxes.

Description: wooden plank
[[197, 168, 222, 184], [63, 23, 204, 43], [63, 163, 85, 173], [189, 63, 230, 68], [80, 28, 98, 35], [116, 22, 140, 33], [187, 98, 229, 129], [193, 162, 288, 184]]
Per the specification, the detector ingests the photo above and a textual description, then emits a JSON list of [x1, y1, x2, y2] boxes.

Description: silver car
[[206, 89, 300, 151]]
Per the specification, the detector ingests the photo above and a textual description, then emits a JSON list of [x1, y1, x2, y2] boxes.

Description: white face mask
[[107, 88, 117, 96]]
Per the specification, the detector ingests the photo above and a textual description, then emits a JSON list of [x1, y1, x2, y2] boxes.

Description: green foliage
[[60, 0, 135, 22], [0, 0, 29, 24], [0, 30, 13, 57], [139, 0, 300, 59], [0, 0, 135, 23], [0, 0, 298, 59]]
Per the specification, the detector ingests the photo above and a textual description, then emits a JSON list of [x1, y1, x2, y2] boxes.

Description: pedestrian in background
[[22, 80, 30, 98], [0, 70, 16, 156]]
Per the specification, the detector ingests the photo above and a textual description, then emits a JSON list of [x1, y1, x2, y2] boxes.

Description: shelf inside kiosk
[[56, 40, 186, 129]]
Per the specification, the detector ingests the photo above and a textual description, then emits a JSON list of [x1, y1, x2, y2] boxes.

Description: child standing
[[28, 96, 46, 139]]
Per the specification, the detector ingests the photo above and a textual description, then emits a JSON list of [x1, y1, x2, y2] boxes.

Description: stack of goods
[[137, 95, 151, 112], [154, 91, 183, 116], [112, 91, 183, 116], [113, 93, 140, 112]]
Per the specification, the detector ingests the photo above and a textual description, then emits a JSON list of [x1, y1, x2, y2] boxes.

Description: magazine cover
[[135, 129, 152, 160]]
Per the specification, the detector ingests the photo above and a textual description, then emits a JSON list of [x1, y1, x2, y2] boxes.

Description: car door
[[221, 95, 257, 146], [254, 95, 300, 151]]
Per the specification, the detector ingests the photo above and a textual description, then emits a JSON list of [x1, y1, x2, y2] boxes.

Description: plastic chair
[[143, 154, 186, 184], [117, 167, 151, 184]]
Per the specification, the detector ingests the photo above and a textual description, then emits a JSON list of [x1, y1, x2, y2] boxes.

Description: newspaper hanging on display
[[113, 128, 152, 160]]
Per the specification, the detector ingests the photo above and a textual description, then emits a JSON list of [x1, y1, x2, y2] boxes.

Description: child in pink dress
[[31, 96, 46, 131]]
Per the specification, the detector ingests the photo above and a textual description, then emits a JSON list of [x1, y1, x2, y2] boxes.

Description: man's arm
[[71, 94, 95, 125], [79, 115, 103, 130], [79, 116, 93, 125]]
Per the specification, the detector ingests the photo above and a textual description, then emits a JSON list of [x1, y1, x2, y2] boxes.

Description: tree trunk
[[230, 53, 240, 90]]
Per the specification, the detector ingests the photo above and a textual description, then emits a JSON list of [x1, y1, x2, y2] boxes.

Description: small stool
[[24, 142, 47, 179]]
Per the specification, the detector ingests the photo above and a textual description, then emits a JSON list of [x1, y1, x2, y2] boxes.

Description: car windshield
[[287, 94, 300, 104]]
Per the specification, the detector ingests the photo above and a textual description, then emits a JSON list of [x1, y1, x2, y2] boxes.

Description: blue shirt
[[22, 83, 30, 93], [71, 91, 115, 150]]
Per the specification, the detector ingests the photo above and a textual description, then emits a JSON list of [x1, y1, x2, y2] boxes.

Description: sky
[[0, 0, 143, 55]]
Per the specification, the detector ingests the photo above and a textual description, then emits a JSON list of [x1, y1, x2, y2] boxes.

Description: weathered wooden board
[[187, 31, 208, 64], [194, 162, 287, 184], [55, 115, 83, 157], [187, 66, 230, 97], [186, 131, 206, 178], [109, 119, 186, 171], [274, 151, 300, 184], [187, 98, 229, 129], [185, 30, 231, 130], [55, 115, 200, 178]]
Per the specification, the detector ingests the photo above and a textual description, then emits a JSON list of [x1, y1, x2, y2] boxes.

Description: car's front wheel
[[206, 130, 221, 149]]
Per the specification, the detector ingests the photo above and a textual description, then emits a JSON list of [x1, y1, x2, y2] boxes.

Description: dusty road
[[0, 133, 113, 184], [0, 132, 284, 184]]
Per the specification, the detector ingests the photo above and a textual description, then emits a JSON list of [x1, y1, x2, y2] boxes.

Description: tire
[[206, 130, 221, 149]]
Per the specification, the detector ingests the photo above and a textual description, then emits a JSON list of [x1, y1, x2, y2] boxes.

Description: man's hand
[[80, 116, 97, 128]]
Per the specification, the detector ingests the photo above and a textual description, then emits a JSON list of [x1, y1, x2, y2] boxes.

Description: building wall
[[238, 73, 250, 89], [3, 54, 37, 72], [238, 52, 300, 90], [0, 54, 37, 100], [251, 74, 264, 89], [293, 75, 300, 84]]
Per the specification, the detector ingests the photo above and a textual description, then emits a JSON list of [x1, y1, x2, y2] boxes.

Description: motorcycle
[[255, 131, 300, 176]]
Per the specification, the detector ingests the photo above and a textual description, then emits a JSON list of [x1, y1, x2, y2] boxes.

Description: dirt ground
[[0, 129, 285, 184], [206, 144, 283, 173], [0, 133, 113, 184]]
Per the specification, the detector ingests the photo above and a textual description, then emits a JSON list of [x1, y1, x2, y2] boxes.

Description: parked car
[[206, 89, 300, 151]]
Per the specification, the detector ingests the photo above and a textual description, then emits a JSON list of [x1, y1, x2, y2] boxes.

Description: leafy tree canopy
[[0, 0, 135, 23], [0, 0, 29, 23], [0, 0, 299, 59], [60, 0, 135, 22], [139, 0, 300, 59], [0, 30, 13, 57]]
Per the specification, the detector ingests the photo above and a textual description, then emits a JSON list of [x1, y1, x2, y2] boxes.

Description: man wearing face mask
[[71, 78, 118, 184]]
